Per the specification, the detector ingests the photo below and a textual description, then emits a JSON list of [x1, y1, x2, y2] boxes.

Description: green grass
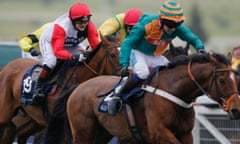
[[0, 0, 240, 41]]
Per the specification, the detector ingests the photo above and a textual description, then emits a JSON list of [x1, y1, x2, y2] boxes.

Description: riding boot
[[108, 74, 143, 115], [32, 65, 51, 105]]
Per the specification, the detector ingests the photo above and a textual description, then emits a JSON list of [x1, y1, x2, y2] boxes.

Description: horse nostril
[[230, 109, 240, 119]]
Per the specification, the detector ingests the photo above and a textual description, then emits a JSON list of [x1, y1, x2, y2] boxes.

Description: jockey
[[108, 0, 205, 115], [231, 46, 240, 94], [32, 2, 100, 105], [18, 23, 50, 60], [232, 46, 240, 74], [98, 8, 142, 42]]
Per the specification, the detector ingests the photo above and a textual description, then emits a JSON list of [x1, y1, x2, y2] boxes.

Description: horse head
[[171, 52, 240, 119], [205, 53, 240, 119], [87, 32, 121, 75]]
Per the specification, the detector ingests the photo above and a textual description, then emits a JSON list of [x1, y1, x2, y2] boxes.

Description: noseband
[[187, 61, 238, 111]]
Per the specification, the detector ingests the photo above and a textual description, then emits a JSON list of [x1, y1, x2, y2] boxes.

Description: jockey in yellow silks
[[19, 23, 50, 59], [232, 46, 240, 73], [98, 8, 142, 42]]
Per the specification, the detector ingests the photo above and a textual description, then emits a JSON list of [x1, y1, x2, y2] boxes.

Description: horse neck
[[156, 63, 213, 103], [88, 47, 118, 75]]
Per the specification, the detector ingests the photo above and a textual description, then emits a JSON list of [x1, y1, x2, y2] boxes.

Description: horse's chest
[[169, 109, 195, 133]]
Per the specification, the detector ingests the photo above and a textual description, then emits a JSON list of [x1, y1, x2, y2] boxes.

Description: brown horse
[[43, 42, 190, 144], [66, 52, 240, 144], [0, 33, 121, 144]]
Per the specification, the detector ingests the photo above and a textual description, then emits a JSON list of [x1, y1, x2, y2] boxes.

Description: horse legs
[[8, 114, 45, 144], [147, 125, 182, 144], [0, 122, 17, 144]]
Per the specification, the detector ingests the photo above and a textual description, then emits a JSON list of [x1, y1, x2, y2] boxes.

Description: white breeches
[[130, 49, 169, 79], [39, 38, 86, 69]]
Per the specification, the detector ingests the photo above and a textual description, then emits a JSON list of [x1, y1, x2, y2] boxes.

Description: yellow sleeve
[[232, 57, 240, 70], [18, 37, 33, 52], [32, 23, 50, 39], [98, 13, 125, 39], [18, 23, 50, 52]]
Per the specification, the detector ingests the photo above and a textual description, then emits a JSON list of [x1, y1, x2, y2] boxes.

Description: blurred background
[[1, 1, 240, 143], [0, 0, 240, 53]]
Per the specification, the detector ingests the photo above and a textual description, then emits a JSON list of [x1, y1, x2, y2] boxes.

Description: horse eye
[[110, 53, 115, 57], [219, 79, 225, 84]]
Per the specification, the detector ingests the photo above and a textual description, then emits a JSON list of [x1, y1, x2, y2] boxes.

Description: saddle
[[20, 60, 77, 106]]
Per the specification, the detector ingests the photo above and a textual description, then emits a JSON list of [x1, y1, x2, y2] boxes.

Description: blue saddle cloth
[[20, 64, 42, 105], [98, 81, 145, 114], [98, 66, 161, 114]]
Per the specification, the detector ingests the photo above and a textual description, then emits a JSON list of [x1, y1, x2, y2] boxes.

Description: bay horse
[[66, 52, 240, 144], [0, 33, 121, 144], [43, 42, 190, 144]]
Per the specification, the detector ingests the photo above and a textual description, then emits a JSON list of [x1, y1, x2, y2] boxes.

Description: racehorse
[[65, 52, 240, 144], [43, 42, 190, 144], [0, 33, 121, 144]]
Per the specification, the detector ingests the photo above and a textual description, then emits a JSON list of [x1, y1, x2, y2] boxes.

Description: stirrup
[[31, 91, 45, 105], [107, 96, 123, 116]]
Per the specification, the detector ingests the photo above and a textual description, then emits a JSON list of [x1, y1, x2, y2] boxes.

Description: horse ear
[[115, 32, 121, 43], [226, 52, 232, 61], [99, 31, 106, 43]]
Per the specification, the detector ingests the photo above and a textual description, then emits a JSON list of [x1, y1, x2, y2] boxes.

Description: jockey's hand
[[121, 67, 129, 77], [72, 53, 87, 62], [29, 48, 40, 56], [83, 51, 92, 58], [198, 49, 207, 54]]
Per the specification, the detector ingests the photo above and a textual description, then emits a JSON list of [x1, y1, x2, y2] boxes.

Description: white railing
[[193, 105, 240, 144]]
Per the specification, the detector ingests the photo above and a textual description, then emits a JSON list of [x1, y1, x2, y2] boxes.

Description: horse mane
[[167, 52, 230, 69]]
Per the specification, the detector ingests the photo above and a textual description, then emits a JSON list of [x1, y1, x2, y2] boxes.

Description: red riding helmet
[[124, 8, 143, 26], [69, 2, 92, 20]]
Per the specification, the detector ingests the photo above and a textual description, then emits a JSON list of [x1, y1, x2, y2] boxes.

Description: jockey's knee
[[135, 70, 149, 79]]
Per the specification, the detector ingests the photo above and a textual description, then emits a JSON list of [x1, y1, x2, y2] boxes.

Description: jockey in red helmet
[[69, 2, 92, 31], [98, 8, 142, 42], [32, 2, 100, 105]]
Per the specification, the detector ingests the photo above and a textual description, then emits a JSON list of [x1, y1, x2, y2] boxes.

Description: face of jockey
[[125, 25, 134, 34], [123, 8, 142, 34], [69, 2, 92, 31], [159, 1, 185, 35], [233, 47, 240, 59], [73, 16, 90, 31], [162, 24, 177, 35]]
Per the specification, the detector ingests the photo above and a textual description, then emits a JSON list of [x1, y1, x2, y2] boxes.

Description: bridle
[[187, 61, 238, 111], [83, 44, 121, 75]]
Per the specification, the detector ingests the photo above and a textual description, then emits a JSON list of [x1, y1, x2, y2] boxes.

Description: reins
[[187, 60, 238, 111], [83, 45, 121, 76]]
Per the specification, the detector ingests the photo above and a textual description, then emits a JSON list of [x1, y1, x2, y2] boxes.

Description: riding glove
[[29, 48, 41, 56], [83, 51, 92, 58], [120, 67, 129, 77], [72, 53, 86, 62], [198, 49, 207, 54]]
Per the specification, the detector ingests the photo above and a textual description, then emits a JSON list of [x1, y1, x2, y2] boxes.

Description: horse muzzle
[[228, 109, 240, 120]]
